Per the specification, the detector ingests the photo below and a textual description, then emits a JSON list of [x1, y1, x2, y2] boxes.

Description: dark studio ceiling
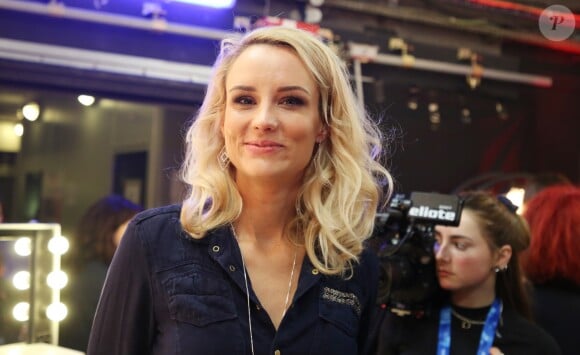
[[0, 0, 579, 119], [240, 0, 580, 53]]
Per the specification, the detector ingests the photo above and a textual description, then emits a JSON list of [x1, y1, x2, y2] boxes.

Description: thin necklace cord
[[239, 246, 256, 355], [231, 224, 297, 355]]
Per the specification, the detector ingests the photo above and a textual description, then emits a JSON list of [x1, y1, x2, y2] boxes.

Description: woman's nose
[[434, 241, 449, 262], [253, 103, 279, 131]]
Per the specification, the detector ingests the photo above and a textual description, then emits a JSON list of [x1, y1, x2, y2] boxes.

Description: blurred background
[[0, 0, 578, 352], [0, 0, 578, 237]]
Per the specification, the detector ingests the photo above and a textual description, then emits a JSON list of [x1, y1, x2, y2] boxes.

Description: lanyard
[[437, 298, 502, 355]]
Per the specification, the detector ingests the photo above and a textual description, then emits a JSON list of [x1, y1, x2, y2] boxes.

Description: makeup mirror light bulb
[[14, 237, 31, 256], [47, 270, 69, 290], [46, 302, 68, 322], [48, 235, 69, 255], [13, 270, 30, 290], [13, 302, 30, 322]]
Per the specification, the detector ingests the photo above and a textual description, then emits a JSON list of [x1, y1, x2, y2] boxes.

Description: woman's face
[[222, 44, 326, 187], [434, 210, 499, 299]]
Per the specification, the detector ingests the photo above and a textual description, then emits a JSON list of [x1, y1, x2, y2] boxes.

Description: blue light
[[171, 0, 236, 9]]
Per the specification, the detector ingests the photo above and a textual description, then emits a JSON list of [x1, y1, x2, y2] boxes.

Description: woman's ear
[[496, 245, 512, 270], [315, 127, 328, 143]]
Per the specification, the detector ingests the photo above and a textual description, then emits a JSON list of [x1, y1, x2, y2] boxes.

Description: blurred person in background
[[522, 172, 571, 208], [59, 194, 143, 351], [522, 184, 580, 355]]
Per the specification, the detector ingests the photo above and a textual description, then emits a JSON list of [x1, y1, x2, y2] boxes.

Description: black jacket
[[88, 204, 379, 355]]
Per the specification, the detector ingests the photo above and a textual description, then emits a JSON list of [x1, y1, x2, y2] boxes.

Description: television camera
[[369, 192, 463, 317]]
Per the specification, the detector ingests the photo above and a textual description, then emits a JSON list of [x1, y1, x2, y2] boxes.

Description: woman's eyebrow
[[228, 85, 310, 95]]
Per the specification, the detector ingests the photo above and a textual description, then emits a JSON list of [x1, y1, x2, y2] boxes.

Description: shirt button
[[212, 245, 220, 252], [229, 265, 236, 272], [311, 269, 319, 275], [274, 350, 281, 355]]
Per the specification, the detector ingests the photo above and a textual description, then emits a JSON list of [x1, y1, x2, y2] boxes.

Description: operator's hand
[[490, 347, 504, 355]]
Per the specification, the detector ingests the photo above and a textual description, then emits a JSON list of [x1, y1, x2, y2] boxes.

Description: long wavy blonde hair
[[180, 26, 392, 275]]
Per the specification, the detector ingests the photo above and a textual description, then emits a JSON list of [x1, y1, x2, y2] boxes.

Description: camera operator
[[374, 191, 560, 355]]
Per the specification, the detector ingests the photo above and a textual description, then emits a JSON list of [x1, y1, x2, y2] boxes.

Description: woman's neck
[[235, 181, 299, 237], [451, 288, 496, 308]]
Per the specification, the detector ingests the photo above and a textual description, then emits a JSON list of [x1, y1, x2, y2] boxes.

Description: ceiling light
[[428, 102, 439, 113], [170, 0, 236, 8], [407, 98, 418, 111], [78, 94, 96, 106], [14, 123, 24, 137], [22, 102, 40, 121], [429, 112, 441, 124], [496, 101, 509, 120], [461, 108, 471, 124]]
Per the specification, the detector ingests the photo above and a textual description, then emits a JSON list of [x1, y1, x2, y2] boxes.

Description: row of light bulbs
[[13, 94, 96, 137], [10, 235, 70, 323], [406, 98, 509, 128]]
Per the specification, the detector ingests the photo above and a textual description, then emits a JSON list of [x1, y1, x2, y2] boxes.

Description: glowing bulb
[[171, 0, 236, 8], [48, 235, 69, 255], [47, 270, 68, 290], [14, 237, 31, 256], [304, 7, 323, 23], [22, 102, 40, 121], [77, 95, 95, 106], [429, 112, 441, 124], [428, 102, 439, 113], [14, 123, 24, 136], [13, 270, 31, 290], [505, 187, 525, 215], [13, 302, 30, 322], [46, 302, 68, 322]]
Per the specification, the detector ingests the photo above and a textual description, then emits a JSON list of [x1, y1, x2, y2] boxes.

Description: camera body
[[370, 192, 463, 316]]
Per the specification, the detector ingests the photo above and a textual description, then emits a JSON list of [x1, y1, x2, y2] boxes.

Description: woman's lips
[[437, 269, 452, 277], [245, 140, 284, 153]]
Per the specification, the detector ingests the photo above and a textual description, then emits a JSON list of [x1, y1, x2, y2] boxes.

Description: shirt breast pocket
[[162, 265, 237, 327], [311, 287, 362, 355], [318, 287, 360, 336]]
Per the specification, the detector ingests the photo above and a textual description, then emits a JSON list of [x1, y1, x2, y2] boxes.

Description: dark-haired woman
[[59, 194, 143, 351], [376, 191, 561, 355]]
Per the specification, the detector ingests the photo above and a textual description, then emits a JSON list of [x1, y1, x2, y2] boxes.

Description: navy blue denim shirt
[[88, 205, 379, 355]]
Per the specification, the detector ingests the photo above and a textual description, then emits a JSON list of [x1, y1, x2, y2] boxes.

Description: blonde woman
[[88, 26, 392, 355]]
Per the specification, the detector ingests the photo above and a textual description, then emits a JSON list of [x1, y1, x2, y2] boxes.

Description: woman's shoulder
[[133, 204, 182, 225], [129, 204, 185, 241], [500, 307, 562, 354], [119, 204, 191, 256], [351, 247, 379, 283]]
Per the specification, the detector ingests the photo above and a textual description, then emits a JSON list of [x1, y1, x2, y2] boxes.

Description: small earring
[[218, 146, 230, 170], [494, 266, 501, 273]]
